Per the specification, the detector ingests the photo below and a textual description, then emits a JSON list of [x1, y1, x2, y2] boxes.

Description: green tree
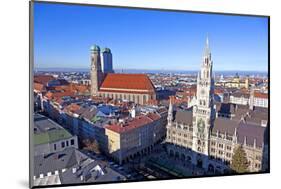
[[82, 139, 100, 154], [230, 145, 249, 173]]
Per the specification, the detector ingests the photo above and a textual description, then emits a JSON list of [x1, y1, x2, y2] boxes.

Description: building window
[[226, 153, 231, 158], [226, 146, 232, 151], [66, 141, 69, 146], [218, 143, 223, 149], [71, 139, 75, 146], [255, 163, 261, 169], [54, 144, 56, 150], [61, 142, 65, 148]]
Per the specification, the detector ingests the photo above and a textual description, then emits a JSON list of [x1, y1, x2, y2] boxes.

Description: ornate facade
[[166, 37, 268, 174]]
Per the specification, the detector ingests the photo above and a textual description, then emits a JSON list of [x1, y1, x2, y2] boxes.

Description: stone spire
[[168, 97, 173, 125], [204, 35, 211, 57], [253, 138, 256, 149], [243, 136, 247, 146]]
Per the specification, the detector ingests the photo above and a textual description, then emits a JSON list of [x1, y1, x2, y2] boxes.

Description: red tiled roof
[[215, 88, 224, 94], [34, 75, 55, 85], [34, 82, 44, 92], [106, 113, 160, 133], [100, 73, 155, 93], [45, 91, 74, 100], [49, 84, 90, 94], [147, 113, 161, 121], [254, 92, 268, 99]]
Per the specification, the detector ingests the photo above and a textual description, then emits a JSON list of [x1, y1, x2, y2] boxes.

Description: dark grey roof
[[215, 102, 249, 115], [215, 103, 236, 114], [232, 106, 268, 125], [60, 160, 126, 184], [34, 114, 62, 134], [213, 117, 267, 148], [213, 118, 240, 135], [80, 106, 98, 120], [34, 147, 86, 176], [237, 122, 266, 148], [174, 109, 193, 125]]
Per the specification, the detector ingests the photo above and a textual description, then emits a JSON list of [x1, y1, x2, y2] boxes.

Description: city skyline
[[34, 2, 268, 72]]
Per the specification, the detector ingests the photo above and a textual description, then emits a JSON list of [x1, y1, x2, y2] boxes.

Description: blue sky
[[34, 2, 268, 71]]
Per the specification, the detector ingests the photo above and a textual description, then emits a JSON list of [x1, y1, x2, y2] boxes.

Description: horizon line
[[33, 67, 268, 73]]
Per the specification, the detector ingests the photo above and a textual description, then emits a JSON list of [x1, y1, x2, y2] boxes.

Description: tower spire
[[204, 34, 210, 56], [167, 97, 174, 125]]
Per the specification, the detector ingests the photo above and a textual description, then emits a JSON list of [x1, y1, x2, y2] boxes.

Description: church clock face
[[197, 118, 205, 133]]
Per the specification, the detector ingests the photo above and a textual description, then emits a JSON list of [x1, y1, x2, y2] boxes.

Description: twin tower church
[[89, 45, 156, 105]]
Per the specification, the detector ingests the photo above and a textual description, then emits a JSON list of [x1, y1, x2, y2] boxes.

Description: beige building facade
[[105, 113, 165, 164]]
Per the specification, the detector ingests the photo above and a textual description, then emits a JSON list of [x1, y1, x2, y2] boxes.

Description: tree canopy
[[230, 145, 249, 173]]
